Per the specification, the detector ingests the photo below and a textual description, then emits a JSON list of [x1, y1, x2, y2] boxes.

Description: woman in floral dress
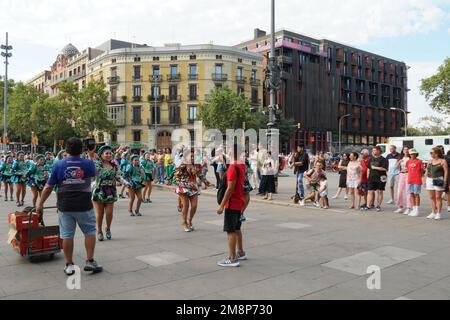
[[11, 151, 28, 207], [26, 154, 49, 208], [0, 155, 14, 201], [92, 146, 121, 241], [174, 151, 200, 232], [123, 155, 145, 217]]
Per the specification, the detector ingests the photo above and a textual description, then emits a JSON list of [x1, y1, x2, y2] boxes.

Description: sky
[[1, 0, 449, 125]]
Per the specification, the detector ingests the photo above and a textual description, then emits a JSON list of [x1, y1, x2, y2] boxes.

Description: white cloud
[[407, 61, 444, 125], [1, 0, 448, 49]]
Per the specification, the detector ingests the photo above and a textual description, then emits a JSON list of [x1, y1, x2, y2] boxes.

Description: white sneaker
[[332, 195, 338, 200], [447, 207, 450, 213], [314, 201, 320, 208], [387, 200, 394, 205], [403, 209, 411, 216], [299, 200, 305, 207], [427, 213, 437, 219], [394, 208, 404, 214], [409, 208, 419, 217], [344, 196, 349, 200], [434, 214, 442, 221]]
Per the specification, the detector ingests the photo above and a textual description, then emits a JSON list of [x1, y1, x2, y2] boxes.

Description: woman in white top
[[346, 152, 362, 209], [259, 152, 276, 201]]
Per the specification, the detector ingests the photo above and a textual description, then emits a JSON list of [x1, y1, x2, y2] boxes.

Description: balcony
[[251, 99, 261, 106], [147, 118, 161, 127], [187, 118, 197, 124], [148, 95, 164, 103], [108, 76, 120, 85], [277, 55, 293, 65], [169, 117, 181, 125], [132, 96, 142, 102], [250, 78, 261, 86], [236, 76, 247, 84], [109, 119, 125, 127], [188, 95, 198, 101], [188, 74, 198, 81], [132, 119, 143, 126], [108, 97, 119, 104], [132, 76, 142, 82], [167, 95, 181, 103], [212, 73, 228, 81], [149, 75, 162, 83], [167, 74, 181, 82]]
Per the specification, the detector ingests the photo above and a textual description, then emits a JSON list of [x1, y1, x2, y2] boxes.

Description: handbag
[[433, 178, 445, 187]]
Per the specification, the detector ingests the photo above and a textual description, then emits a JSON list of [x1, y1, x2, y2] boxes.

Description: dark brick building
[[235, 29, 408, 153]]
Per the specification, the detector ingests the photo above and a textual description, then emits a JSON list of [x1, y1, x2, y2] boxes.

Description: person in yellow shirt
[[164, 148, 173, 185]]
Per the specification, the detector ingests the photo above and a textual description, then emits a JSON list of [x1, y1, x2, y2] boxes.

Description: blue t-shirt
[[48, 157, 96, 212]]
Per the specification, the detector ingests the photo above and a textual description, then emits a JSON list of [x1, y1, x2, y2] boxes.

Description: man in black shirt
[[293, 145, 310, 200], [367, 146, 389, 212]]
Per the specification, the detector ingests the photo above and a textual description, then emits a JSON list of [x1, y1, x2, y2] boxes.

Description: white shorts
[[426, 178, 445, 192], [347, 179, 359, 189]]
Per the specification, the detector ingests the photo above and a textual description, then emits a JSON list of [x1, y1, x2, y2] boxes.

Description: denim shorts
[[408, 184, 422, 195], [58, 209, 96, 240]]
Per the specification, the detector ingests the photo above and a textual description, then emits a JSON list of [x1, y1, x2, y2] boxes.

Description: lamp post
[[338, 114, 352, 154], [266, 0, 281, 152], [390, 107, 408, 137], [1, 32, 12, 152]]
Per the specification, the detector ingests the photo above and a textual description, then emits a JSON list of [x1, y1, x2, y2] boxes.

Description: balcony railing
[[251, 99, 261, 106], [108, 76, 120, 84], [132, 119, 143, 126], [250, 78, 261, 86], [109, 119, 125, 127], [236, 76, 247, 83], [169, 117, 181, 125], [167, 95, 181, 103], [188, 74, 198, 81], [147, 118, 161, 127], [132, 76, 142, 82], [149, 75, 162, 83], [148, 95, 164, 102], [188, 95, 198, 101], [212, 73, 228, 81], [188, 118, 197, 124], [277, 55, 293, 65], [132, 96, 142, 102], [167, 74, 181, 82]]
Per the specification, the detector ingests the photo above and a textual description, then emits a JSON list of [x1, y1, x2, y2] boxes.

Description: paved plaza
[[1, 173, 450, 300]]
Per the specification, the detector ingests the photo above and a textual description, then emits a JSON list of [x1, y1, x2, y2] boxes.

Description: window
[[251, 70, 257, 81], [133, 130, 141, 142], [110, 87, 117, 103], [189, 84, 197, 100], [425, 139, 434, 146], [133, 66, 141, 79], [153, 56, 159, 61], [238, 58, 243, 63], [170, 65, 178, 76], [134, 57, 141, 62], [133, 86, 141, 97], [151, 85, 160, 97], [237, 67, 243, 80], [215, 64, 223, 75], [216, 55, 222, 60], [445, 139, 450, 146], [111, 133, 117, 143], [169, 85, 178, 99], [151, 106, 161, 124], [251, 88, 258, 104], [169, 105, 180, 124], [110, 67, 117, 77], [171, 56, 177, 61], [188, 106, 197, 121], [190, 55, 196, 60], [189, 64, 197, 80], [237, 86, 245, 95], [111, 59, 116, 63], [152, 66, 160, 76], [132, 106, 142, 125]]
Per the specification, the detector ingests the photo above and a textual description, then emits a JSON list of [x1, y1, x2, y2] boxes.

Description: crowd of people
[[4, 138, 449, 275], [287, 143, 450, 221]]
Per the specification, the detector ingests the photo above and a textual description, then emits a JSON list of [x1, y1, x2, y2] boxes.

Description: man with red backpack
[[217, 144, 247, 268]]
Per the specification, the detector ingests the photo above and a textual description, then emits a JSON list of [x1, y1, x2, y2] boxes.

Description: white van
[[378, 136, 450, 162]]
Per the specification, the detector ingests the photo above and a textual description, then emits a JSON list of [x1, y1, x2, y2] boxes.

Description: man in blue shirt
[[37, 137, 103, 276]]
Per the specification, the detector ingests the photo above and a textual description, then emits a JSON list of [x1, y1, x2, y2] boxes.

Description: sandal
[[130, 211, 136, 217], [106, 230, 112, 240], [97, 232, 104, 242], [135, 211, 143, 217]]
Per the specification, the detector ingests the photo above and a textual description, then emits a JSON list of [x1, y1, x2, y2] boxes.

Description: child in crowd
[[406, 149, 424, 217], [317, 174, 329, 209]]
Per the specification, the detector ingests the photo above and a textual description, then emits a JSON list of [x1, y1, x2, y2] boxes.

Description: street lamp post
[[391, 107, 408, 137], [1, 32, 12, 152], [266, 0, 281, 152], [338, 114, 352, 154]]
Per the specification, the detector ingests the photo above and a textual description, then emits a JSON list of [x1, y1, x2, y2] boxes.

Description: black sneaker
[[84, 260, 103, 273]]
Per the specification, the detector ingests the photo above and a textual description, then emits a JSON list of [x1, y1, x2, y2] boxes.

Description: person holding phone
[[426, 147, 448, 221]]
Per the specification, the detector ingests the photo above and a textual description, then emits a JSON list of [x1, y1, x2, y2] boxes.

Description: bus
[[377, 136, 450, 161]]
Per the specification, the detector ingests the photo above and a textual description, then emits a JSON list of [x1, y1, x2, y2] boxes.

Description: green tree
[[198, 86, 254, 132], [420, 58, 450, 114], [408, 116, 450, 136], [74, 80, 114, 138]]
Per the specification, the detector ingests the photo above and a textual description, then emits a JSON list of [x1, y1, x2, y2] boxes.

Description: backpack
[[217, 164, 240, 205]]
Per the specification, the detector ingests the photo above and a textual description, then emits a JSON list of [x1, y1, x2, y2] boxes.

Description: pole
[[267, 0, 277, 151], [154, 76, 158, 149], [2, 32, 10, 152]]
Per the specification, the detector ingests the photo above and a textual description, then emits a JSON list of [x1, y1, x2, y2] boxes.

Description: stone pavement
[[0, 170, 450, 300]]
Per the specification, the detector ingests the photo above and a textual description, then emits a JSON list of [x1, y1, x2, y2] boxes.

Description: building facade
[[87, 43, 263, 149], [236, 29, 409, 153]]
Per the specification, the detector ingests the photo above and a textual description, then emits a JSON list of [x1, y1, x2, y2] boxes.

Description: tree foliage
[[420, 58, 450, 114], [408, 116, 450, 136]]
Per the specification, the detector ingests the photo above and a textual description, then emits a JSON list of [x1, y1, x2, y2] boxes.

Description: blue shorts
[[217, 164, 226, 173], [58, 209, 96, 240], [408, 184, 422, 195]]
